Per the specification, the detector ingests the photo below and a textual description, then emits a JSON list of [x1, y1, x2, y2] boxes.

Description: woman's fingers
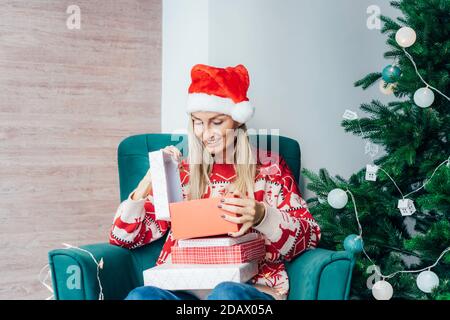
[[221, 197, 253, 207], [221, 213, 252, 224], [163, 145, 182, 162], [228, 223, 252, 237], [218, 203, 248, 215], [144, 168, 152, 181]]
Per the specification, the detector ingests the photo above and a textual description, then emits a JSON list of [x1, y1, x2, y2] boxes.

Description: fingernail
[[220, 199, 224, 203], [217, 204, 222, 208]]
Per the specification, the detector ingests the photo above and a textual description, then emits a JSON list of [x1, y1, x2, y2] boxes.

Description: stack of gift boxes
[[143, 150, 266, 291], [144, 233, 266, 291]]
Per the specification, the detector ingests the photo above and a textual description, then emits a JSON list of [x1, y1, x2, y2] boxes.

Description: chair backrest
[[117, 133, 301, 202]]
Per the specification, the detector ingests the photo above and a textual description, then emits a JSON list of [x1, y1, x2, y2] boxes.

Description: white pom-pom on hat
[[230, 101, 254, 123]]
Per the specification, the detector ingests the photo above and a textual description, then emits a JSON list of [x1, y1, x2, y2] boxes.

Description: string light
[[402, 48, 450, 102], [38, 264, 54, 300], [402, 157, 450, 198], [326, 153, 449, 299], [394, 26, 449, 103], [345, 188, 449, 298], [342, 104, 449, 216], [340, 104, 449, 298]]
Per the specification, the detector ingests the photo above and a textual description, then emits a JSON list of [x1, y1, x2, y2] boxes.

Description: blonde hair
[[187, 119, 256, 200]]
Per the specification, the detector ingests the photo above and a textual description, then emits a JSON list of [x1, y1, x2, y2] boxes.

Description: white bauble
[[372, 280, 393, 300], [413, 87, 435, 108], [379, 80, 395, 95], [416, 270, 439, 293], [327, 188, 348, 209], [395, 27, 416, 48]]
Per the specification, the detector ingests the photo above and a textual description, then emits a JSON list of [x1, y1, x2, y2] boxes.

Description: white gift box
[[143, 262, 258, 290], [148, 150, 183, 221]]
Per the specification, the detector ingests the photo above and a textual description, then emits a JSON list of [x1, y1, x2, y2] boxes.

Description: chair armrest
[[286, 248, 355, 300], [48, 243, 141, 300]]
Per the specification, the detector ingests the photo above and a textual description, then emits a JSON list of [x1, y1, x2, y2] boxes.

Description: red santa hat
[[186, 64, 254, 123]]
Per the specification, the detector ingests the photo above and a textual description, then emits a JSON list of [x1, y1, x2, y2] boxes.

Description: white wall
[[162, 0, 209, 132], [162, 0, 400, 198]]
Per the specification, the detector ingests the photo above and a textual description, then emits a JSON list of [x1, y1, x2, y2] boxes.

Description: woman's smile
[[205, 139, 222, 148]]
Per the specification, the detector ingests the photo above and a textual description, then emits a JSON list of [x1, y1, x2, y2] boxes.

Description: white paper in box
[[148, 150, 183, 221], [143, 262, 258, 290]]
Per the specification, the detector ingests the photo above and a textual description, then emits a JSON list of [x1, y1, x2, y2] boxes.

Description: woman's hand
[[131, 168, 152, 200], [162, 145, 182, 163], [218, 197, 266, 237], [131, 145, 182, 201]]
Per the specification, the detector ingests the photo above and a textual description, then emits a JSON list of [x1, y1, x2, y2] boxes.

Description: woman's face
[[191, 111, 239, 156]]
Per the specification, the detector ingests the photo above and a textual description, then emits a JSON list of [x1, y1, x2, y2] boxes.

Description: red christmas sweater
[[109, 153, 321, 299]]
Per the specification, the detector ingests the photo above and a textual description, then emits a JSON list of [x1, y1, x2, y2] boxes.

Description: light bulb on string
[[413, 86, 435, 108], [327, 188, 348, 209], [372, 279, 394, 300], [379, 80, 395, 95], [395, 26, 416, 48], [416, 270, 439, 293]]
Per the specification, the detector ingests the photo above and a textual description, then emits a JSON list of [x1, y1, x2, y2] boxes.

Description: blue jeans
[[125, 281, 276, 300]]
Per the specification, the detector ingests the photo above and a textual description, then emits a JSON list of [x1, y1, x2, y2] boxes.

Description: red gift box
[[171, 237, 266, 264]]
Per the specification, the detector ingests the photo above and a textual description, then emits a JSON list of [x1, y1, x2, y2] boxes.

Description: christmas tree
[[302, 0, 449, 300]]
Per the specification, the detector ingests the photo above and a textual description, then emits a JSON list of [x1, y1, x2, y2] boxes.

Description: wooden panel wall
[[0, 0, 161, 299]]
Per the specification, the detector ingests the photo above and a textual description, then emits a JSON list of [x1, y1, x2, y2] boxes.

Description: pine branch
[[380, 15, 401, 33], [354, 72, 382, 89]]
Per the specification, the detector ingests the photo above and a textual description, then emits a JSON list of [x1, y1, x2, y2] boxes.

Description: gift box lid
[[170, 197, 240, 240]]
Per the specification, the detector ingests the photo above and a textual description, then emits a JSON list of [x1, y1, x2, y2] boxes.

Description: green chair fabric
[[48, 133, 355, 300]]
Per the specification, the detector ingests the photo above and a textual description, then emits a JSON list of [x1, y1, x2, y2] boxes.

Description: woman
[[109, 64, 321, 300]]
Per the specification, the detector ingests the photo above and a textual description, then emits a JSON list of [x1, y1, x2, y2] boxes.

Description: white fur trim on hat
[[187, 93, 254, 123]]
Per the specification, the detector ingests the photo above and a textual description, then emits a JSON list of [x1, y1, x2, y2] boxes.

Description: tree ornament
[[365, 164, 379, 181], [382, 65, 401, 83], [372, 280, 393, 300], [397, 198, 416, 216], [365, 141, 379, 158], [379, 80, 395, 95], [342, 109, 358, 120], [413, 87, 435, 108], [395, 26, 416, 48], [343, 234, 364, 254], [416, 270, 439, 293], [327, 188, 348, 209]]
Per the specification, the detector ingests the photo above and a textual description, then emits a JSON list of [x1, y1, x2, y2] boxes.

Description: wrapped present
[[143, 262, 258, 290], [148, 150, 183, 221], [172, 237, 266, 264], [177, 232, 259, 248], [169, 197, 240, 240]]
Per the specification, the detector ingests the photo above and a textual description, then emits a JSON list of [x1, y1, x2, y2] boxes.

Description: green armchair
[[48, 133, 355, 300]]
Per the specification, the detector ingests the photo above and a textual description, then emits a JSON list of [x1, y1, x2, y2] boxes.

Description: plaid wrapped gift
[[171, 237, 266, 264]]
